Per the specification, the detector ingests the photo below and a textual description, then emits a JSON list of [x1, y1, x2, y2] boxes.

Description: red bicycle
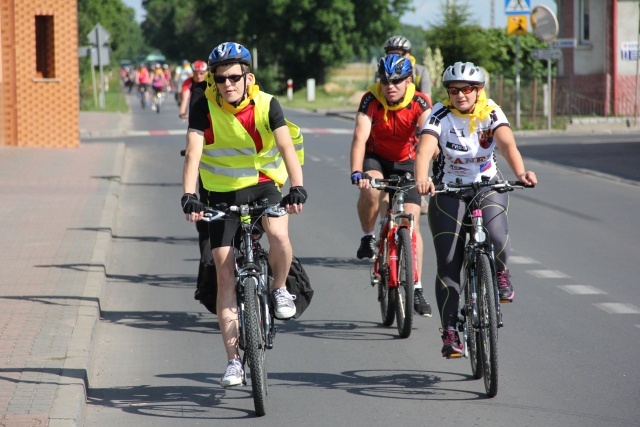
[[370, 173, 419, 338]]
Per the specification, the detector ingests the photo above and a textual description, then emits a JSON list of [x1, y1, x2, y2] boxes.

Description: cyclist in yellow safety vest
[[180, 41, 306, 389]]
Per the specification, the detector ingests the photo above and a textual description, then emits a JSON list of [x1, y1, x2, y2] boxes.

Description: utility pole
[[491, 0, 495, 28]]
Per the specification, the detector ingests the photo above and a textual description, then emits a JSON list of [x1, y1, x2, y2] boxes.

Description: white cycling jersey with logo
[[421, 101, 510, 184]]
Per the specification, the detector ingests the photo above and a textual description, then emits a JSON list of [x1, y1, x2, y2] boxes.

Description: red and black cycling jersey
[[357, 91, 430, 162]]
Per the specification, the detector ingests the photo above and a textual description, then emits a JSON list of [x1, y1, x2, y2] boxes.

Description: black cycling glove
[[281, 186, 308, 206], [181, 193, 205, 214], [351, 171, 372, 184]]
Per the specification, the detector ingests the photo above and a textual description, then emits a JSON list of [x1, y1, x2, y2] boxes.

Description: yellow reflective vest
[[199, 91, 304, 192]]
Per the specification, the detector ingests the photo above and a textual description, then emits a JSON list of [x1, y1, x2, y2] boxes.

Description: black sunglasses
[[380, 77, 406, 86], [447, 86, 476, 95], [213, 73, 245, 84]]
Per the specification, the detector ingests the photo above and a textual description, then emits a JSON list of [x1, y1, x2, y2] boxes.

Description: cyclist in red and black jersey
[[179, 60, 208, 119], [349, 53, 433, 317]]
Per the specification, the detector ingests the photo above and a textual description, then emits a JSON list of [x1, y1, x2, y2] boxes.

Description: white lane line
[[636, 325, 640, 329], [558, 285, 607, 295], [527, 270, 570, 279], [594, 303, 640, 314], [510, 256, 539, 264], [306, 154, 322, 162]]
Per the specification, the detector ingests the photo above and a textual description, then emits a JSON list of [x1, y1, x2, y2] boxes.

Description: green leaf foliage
[[77, 0, 146, 63]]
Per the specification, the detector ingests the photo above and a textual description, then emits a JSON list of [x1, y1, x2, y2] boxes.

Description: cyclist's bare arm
[[415, 132, 439, 195], [493, 126, 537, 186], [349, 112, 373, 189], [179, 89, 191, 118], [273, 125, 305, 215], [182, 128, 205, 220]]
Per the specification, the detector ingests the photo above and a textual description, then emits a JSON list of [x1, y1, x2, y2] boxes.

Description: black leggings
[[427, 188, 510, 328]]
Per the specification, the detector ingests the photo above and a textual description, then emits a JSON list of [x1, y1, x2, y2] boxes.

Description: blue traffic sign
[[505, 0, 531, 15]]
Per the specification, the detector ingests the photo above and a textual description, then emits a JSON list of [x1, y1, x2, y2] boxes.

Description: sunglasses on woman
[[447, 86, 476, 96], [213, 73, 245, 84]]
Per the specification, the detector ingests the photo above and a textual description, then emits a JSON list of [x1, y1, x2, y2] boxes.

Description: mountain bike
[[369, 173, 418, 338], [202, 200, 287, 417], [151, 86, 165, 113], [434, 177, 533, 397]]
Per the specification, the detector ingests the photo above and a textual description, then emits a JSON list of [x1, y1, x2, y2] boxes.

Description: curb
[[48, 142, 126, 427]]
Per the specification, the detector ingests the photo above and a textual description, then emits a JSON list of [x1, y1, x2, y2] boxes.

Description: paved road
[[84, 93, 640, 425], [1, 85, 639, 426]]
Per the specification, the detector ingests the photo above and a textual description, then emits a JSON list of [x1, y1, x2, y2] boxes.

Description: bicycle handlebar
[[201, 203, 287, 222], [433, 178, 535, 194], [370, 172, 416, 191]]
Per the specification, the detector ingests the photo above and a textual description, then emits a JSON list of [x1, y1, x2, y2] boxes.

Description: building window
[[579, 0, 590, 43], [35, 15, 55, 78]]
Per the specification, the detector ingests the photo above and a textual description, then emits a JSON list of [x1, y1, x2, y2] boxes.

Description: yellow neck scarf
[[367, 81, 416, 122], [205, 74, 260, 114], [442, 89, 495, 134]]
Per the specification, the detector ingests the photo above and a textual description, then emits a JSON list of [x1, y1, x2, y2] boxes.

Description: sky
[[122, 0, 557, 29]]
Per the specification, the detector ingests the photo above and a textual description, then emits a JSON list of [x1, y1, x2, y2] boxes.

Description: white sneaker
[[271, 287, 296, 320], [220, 358, 243, 388]]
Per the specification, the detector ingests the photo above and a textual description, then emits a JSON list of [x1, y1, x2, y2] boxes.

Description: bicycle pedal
[[446, 353, 463, 359], [500, 298, 513, 304]]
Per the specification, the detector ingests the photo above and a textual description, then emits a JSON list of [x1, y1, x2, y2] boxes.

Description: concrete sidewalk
[[0, 113, 127, 427]]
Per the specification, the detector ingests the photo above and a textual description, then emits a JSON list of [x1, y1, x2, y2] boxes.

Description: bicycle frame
[[372, 179, 419, 288]]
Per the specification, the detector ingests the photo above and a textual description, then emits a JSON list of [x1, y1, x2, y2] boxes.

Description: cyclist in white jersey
[[414, 61, 537, 358]]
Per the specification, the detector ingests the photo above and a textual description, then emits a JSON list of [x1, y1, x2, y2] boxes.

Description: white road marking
[[526, 270, 570, 279], [558, 285, 607, 295], [594, 303, 640, 314], [509, 256, 539, 264]]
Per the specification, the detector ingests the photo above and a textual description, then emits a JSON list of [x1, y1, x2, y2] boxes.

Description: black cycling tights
[[427, 189, 510, 328]]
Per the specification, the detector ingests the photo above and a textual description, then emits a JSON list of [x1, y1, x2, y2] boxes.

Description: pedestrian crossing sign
[[505, 0, 531, 15], [507, 15, 528, 35]]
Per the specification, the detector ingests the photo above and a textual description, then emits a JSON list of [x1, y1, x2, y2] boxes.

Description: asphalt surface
[[1, 93, 639, 426]]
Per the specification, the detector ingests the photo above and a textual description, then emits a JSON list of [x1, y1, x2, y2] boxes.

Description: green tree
[[77, 0, 146, 62], [140, 0, 412, 90], [424, 0, 486, 68]]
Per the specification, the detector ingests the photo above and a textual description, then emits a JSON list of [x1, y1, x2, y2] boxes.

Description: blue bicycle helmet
[[208, 42, 252, 71], [378, 54, 413, 82]]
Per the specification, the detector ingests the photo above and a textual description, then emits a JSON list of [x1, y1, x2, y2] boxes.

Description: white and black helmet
[[384, 35, 412, 53], [442, 61, 485, 87]]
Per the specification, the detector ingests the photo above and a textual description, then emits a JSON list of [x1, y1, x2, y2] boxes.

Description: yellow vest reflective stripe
[[200, 91, 304, 192]]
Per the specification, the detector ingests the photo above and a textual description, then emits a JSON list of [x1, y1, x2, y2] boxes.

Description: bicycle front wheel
[[395, 228, 414, 338], [476, 253, 498, 397], [243, 276, 268, 416]]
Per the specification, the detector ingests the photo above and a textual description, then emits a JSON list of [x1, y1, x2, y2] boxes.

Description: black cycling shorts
[[204, 181, 283, 249], [363, 153, 421, 205]]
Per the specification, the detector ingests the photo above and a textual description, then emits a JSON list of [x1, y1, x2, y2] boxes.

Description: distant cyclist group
[[131, 33, 539, 410]]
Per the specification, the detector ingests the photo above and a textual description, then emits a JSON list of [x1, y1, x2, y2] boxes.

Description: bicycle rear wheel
[[476, 253, 498, 397], [243, 276, 268, 416], [395, 228, 414, 338], [465, 273, 482, 380], [379, 273, 396, 326], [377, 236, 396, 326]]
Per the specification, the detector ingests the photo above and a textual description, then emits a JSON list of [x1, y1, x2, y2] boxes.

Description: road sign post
[[530, 6, 559, 131], [505, 0, 531, 129], [87, 24, 111, 109]]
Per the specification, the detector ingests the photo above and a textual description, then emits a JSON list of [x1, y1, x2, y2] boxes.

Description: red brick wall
[[1, 0, 78, 148]]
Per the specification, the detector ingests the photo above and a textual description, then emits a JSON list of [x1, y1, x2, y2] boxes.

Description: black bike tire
[[243, 276, 268, 416], [477, 253, 499, 397], [465, 255, 482, 379], [395, 227, 414, 338], [466, 271, 482, 379]]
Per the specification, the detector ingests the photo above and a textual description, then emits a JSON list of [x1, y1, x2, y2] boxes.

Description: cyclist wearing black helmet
[[415, 61, 537, 358], [181, 41, 306, 388], [350, 53, 433, 318]]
